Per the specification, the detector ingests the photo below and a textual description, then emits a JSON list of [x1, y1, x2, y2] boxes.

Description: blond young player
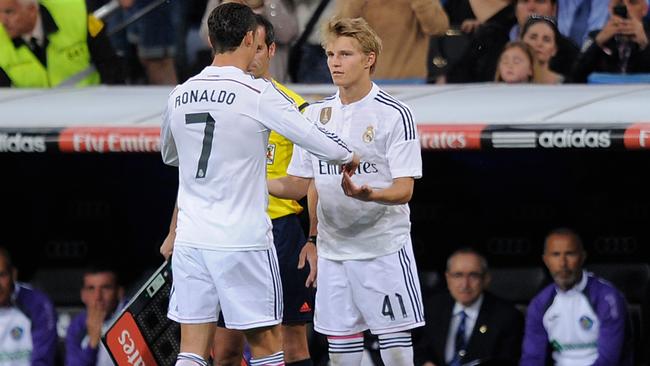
[[269, 17, 424, 366], [159, 4, 358, 366]]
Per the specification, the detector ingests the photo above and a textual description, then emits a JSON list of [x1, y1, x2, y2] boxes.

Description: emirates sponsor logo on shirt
[[318, 160, 379, 175]]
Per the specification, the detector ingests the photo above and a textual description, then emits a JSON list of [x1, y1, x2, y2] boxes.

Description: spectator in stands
[[495, 41, 539, 83], [0, 0, 124, 87], [111, 0, 179, 84], [521, 15, 565, 83], [511, 0, 578, 79], [292, 0, 336, 83], [0, 247, 57, 366], [426, 0, 477, 83], [200, 0, 299, 83], [446, 0, 517, 83], [65, 266, 125, 366], [521, 228, 633, 366], [335, 0, 449, 81], [414, 248, 524, 366], [557, 0, 609, 48], [571, 0, 650, 83]]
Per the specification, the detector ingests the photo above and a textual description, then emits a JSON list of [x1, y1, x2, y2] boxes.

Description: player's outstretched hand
[[341, 171, 373, 201], [298, 241, 317, 288], [342, 152, 360, 176], [160, 232, 174, 260]]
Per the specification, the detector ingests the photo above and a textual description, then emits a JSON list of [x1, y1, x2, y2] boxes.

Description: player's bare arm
[[341, 175, 414, 205], [298, 181, 319, 287], [160, 203, 178, 260], [267, 175, 312, 201]]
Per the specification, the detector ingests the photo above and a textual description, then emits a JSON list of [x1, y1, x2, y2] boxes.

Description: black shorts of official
[[217, 214, 314, 327], [272, 214, 315, 324]]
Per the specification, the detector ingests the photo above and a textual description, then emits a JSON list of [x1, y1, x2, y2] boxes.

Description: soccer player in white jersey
[[159, 4, 359, 366], [268, 17, 424, 366], [211, 14, 317, 366]]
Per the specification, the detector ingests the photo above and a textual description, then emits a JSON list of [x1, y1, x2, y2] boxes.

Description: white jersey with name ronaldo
[[161, 66, 352, 251], [288, 83, 422, 260]]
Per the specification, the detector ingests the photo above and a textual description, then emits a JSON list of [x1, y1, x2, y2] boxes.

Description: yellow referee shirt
[[267, 80, 309, 219]]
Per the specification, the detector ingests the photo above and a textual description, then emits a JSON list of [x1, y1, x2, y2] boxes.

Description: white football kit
[[287, 83, 424, 335], [161, 66, 353, 327]]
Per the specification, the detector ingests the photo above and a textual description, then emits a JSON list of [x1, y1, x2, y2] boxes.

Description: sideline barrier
[[2, 84, 650, 152]]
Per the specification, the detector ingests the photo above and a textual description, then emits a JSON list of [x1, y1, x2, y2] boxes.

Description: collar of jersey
[[335, 82, 380, 108], [202, 65, 247, 76]]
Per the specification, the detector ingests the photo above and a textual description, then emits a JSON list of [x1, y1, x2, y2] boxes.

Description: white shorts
[[167, 245, 283, 330], [314, 239, 425, 336]]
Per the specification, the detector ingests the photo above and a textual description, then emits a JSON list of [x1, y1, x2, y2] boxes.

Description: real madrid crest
[[362, 126, 375, 143], [319, 107, 332, 125]]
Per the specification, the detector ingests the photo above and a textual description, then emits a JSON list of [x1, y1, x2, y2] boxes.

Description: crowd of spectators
[[1, 0, 649, 87]]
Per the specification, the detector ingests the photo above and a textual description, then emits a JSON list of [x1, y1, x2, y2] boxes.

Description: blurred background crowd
[[2, 0, 650, 88]]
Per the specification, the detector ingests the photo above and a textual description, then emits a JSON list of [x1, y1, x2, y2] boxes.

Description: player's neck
[[338, 78, 373, 105], [212, 50, 252, 72]]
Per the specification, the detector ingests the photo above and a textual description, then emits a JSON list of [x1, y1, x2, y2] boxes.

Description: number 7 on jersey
[[186, 112, 215, 179]]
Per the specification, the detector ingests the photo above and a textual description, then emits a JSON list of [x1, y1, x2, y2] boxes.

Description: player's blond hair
[[321, 17, 382, 74]]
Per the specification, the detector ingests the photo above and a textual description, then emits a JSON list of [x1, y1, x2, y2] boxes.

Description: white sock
[[176, 352, 208, 366], [250, 351, 285, 366], [328, 333, 364, 366], [378, 332, 413, 365]]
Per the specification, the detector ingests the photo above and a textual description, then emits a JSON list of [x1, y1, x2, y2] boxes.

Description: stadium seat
[[487, 267, 547, 312], [31, 268, 84, 306]]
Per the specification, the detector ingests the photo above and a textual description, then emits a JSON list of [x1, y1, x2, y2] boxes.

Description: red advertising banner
[[623, 123, 650, 149], [59, 127, 161, 153], [418, 124, 486, 150]]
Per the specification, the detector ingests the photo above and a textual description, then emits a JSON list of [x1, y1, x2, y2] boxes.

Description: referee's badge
[[363, 126, 375, 143], [266, 144, 276, 164], [319, 107, 332, 124]]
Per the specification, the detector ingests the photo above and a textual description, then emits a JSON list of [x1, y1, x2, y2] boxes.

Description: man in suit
[[415, 248, 524, 366]]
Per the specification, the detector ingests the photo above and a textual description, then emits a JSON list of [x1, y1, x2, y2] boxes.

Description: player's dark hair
[[208, 2, 257, 54], [83, 263, 121, 286], [255, 13, 275, 47]]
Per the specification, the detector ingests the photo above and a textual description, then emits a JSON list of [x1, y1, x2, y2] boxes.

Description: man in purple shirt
[[65, 266, 125, 366], [520, 229, 633, 366], [0, 247, 57, 366]]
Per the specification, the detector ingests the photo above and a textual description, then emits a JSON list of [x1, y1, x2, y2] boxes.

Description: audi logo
[[487, 237, 533, 255], [594, 237, 638, 255], [45, 240, 88, 259]]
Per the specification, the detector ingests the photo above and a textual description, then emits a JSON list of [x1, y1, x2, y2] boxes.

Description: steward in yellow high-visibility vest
[[0, 0, 124, 87]]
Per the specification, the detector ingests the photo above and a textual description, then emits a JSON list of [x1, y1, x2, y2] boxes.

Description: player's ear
[[269, 42, 277, 58], [243, 30, 254, 47], [365, 52, 376, 70]]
